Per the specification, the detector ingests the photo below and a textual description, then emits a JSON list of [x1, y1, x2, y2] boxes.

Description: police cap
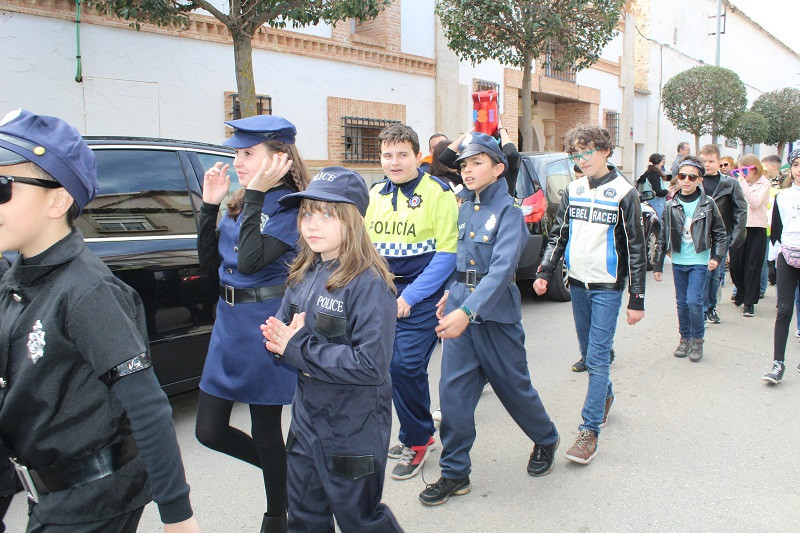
[[455, 132, 508, 169], [223, 115, 297, 148], [279, 166, 369, 216]]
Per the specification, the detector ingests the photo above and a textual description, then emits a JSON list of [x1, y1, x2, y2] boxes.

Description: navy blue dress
[[199, 187, 299, 405]]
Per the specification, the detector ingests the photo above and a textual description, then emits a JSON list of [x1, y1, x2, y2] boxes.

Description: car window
[[515, 159, 539, 199], [545, 159, 571, 205], [195, 152, 239, 217], [76, 149, 196, 238]]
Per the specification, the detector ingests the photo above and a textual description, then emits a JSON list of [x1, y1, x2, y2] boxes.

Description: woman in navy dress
[[195, 115, 308, 533]]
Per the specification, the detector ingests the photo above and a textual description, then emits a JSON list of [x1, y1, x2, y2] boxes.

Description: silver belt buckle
[[223, 284, 235, 306], [10, 458, 39, 503], [466, 269, 478, 287]]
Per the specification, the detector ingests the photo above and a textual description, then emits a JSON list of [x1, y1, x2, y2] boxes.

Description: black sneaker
[[527, 436, 559, 477], [743, 304, 755, 317], [706, 308, 721, 324], [572, 357, 587, 372], [762, 361, 785, 384], [419, 476, 471, 506]]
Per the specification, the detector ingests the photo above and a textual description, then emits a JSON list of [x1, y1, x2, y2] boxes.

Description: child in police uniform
[[420, 132, 559, 506], [0, 110, 199, 532], [261, 167, 403, 532]]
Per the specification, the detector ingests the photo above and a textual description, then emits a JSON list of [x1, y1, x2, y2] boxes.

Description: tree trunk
[[778, 141, 786, 158], [520, 53, 533, 152], [231, 28, 258, 118], [694, 134, 700, 156]]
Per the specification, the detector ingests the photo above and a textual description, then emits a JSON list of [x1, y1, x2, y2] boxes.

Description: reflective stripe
[[374, 238, 436, 257]]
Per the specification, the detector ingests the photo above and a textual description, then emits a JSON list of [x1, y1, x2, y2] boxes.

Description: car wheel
[[546, 256, 571, 302], [646, 227, 658, 272]]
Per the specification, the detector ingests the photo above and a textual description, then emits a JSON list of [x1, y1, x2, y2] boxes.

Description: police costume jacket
[[366, 170, 458, 306], [704, 172, 748, 248], [275, 259, 397, 477], [653, 189, 728, 273], [197, 186, 299, 405], [444, 177, 525, 323], [538, 167, 646, 310], [0, 229, 192, 525]]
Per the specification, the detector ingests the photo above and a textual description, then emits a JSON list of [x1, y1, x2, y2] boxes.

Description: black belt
[[18, 434, 139, 498], [455, 270, 516, 287], [567, 277, 626, 291], [219, 284, 287, 306]]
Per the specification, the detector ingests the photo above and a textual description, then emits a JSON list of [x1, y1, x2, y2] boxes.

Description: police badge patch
[[407, 194, 423, 209], [604, 188, 617, 198], [27, 320, 45, 364], [576, 186, 585, 195], [260, 213, 270, 233], [485, 214, 497, 231]]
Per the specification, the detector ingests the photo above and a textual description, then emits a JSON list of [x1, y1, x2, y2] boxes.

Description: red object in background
[[520, 189, 547, 223], [472, 90, 498, 136]]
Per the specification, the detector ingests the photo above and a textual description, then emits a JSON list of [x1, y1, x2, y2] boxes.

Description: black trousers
[[26, 506, 143, 533], [773, 253, 800, 362], [729, 227, 767, 306]]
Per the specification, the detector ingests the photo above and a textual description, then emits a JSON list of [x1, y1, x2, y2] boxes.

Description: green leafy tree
[[436, 0, 624, 151], [661, 66, 747, 154], [726, 110, 768, 149], [751, 88, 800, 156], [87, 0, 387, 117]]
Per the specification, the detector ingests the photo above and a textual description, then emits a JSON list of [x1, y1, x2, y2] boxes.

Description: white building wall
[[0, 12, 435, 161]]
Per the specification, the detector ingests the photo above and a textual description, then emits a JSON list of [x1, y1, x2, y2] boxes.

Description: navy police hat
[[279, 166, 369, 216], [0, 109, 98, 211], [223, 115, 296, 148], [455, 132, 508, 169]]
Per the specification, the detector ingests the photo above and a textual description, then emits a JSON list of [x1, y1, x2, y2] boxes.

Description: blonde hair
[[737, 154, 764, 179], [288, 200, 396, 293], [227, 141, 310, 219]]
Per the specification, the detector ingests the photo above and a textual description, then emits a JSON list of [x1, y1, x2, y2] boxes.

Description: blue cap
[[223, 115, 296, 148], [0, 109, 98, 211], [455, 132, 508, 169], [279, 166, 369, 216]]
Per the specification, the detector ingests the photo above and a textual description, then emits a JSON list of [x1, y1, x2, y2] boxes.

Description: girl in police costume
[[195, 115, 309, 533], [261, 167, 403, 532]]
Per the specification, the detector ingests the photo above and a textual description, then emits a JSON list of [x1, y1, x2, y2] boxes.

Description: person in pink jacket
[[729, 154, 770, 317]]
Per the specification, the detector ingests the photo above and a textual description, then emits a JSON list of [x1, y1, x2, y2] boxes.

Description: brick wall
[[325, 97, 406, 168], [554, 102, 600, 151], [330, 0, 401, 52]]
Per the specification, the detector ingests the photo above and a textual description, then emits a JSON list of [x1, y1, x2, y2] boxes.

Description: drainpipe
[[75, 0, 83, 82]]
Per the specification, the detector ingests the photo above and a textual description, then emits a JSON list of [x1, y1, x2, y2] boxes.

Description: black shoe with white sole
[[763, 361, 785, 384], [419, 476, 471, 506]]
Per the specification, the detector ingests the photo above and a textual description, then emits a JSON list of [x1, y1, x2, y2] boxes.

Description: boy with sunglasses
[[0, 110, 199, 532], [535, 124, 646, 465], [653, 156, 727, 362]]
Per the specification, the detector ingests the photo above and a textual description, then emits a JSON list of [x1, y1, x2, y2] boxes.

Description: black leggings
[[729, 227, 767, 306], [195, 391, 287, 516], [773, 253, 800, 362]]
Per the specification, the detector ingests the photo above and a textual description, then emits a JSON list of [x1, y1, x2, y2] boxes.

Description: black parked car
[[76, 137, 238, 395]]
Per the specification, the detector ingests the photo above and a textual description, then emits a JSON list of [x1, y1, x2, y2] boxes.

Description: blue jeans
[[570, 285, 622, 436], [704, 264, 724, 311], [673, 264, 708, 340]]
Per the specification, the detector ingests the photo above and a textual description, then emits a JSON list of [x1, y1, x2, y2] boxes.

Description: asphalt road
[[6, 264, 800, 532]]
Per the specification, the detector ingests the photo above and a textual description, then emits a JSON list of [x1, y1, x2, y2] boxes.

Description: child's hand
[[435, 292, 449, 319], [626, 309, 644, 325], [248, 152, 293, 192], [708, 259, 719, 271], [202, 162, 231, 204], [435, 308, 469, 339], [261, 313, 305, 355], [533, 278, 548, 296], [653, 272, 662, 282], [397, 296, 412, 319]]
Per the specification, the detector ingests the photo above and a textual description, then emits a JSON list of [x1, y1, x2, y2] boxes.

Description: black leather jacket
[[653, 190, 728, 272], [704, 173, 748, 248]]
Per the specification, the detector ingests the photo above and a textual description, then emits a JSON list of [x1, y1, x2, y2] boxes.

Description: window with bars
[[475, 79, 499, 93], [544, 42, 577, 83], [342, 117, 400, 164], [230, 93, 272, 119], [605, 111, 620, 147]]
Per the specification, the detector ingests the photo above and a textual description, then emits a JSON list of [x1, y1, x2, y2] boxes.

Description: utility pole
[[713, 0, 722, 144]]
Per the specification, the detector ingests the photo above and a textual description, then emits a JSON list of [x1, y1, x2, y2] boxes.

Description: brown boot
[[565, 429, 598, 464], [599, 396, 614, 427], [674, 338, 690, 358], [688, 338, 704, 362]]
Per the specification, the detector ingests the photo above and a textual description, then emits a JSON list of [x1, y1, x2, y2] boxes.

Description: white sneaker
[[432, 408, 442, 422]]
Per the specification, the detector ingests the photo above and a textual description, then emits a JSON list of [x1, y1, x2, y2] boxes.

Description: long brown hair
[[288, 199, 396, 293], [227, 141, 310, 218]]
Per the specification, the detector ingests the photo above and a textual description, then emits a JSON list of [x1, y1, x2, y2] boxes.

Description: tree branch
[[188, 0, 231, 25]]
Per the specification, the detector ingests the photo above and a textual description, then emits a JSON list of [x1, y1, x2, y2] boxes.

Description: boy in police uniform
[[535, 124, 646, 465], [365, 124, 458, 480], [420, 132, 559, 506], [0, 110, 199, 532]]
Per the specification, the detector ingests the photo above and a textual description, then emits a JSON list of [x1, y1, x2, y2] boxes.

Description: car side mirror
[[639, 190, 655, 201]]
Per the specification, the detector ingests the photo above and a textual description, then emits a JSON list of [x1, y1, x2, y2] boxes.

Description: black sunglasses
[[676, 173, 701, 182], [0, 175, 62, 204]]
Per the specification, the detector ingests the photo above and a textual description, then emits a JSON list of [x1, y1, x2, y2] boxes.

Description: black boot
[[260, 513, 288, 533]]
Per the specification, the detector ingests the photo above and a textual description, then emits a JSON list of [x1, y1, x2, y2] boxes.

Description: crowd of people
[[0, 107, 797, 533]]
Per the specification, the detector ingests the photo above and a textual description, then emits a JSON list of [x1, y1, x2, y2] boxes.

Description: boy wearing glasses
[[0, 110, 199, 532], [653, 156, 728, 362], [535, 124, 646, 465]]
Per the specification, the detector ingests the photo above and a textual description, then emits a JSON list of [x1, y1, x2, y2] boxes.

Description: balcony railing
[[543, 44, 577, 83]]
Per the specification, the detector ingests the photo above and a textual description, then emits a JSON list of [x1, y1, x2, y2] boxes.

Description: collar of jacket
[[462, 176, 509, 204], [378, 169, 425, 197], [588, 166, 619, 189], [4, 228, 84, 287]]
